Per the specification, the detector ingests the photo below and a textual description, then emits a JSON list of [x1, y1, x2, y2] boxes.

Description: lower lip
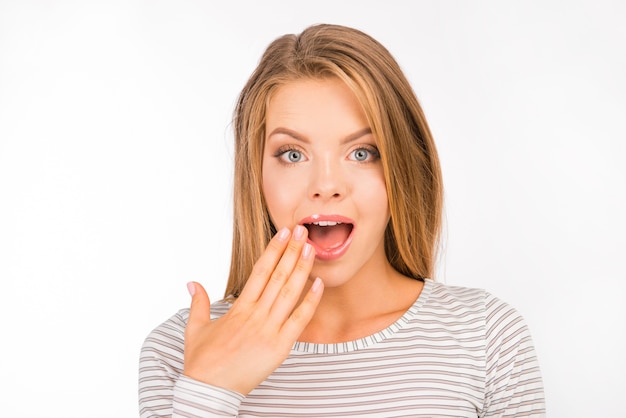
[[307, 229, 354, 261]]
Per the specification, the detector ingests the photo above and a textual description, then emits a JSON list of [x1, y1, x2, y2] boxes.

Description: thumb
[[186, 281, 211, 327]]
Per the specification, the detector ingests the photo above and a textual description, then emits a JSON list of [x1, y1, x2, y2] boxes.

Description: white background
[[1, 1, 624, 416]]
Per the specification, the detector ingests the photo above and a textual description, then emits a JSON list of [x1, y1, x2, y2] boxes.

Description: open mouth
[[301, 215, 355, 260]]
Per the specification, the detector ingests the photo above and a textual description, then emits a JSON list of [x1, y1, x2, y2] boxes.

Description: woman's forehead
[[266, 78, 370, 133]]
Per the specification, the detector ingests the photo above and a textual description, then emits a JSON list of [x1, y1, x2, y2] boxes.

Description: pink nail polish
[[187, 282, 196, 296], [278, 227, 290, 241], [302, 243, 312, 258], [311, 277, 322, 293], [294, 225, 305, 240]]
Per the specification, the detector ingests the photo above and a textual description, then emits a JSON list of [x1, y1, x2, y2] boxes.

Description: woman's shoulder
[[427, 279, 487, 301], [424, 280, 488, 311], [423, 280, 528, 331]]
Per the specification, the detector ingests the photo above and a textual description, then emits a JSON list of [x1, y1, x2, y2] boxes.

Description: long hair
[[225, 24, 443, 298]]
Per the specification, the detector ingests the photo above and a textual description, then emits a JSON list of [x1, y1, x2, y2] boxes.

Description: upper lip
[[299, 214, 355, 226]]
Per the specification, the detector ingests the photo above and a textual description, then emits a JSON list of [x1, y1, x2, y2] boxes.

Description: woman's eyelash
[[350, 145, 380, 162], [273, 146, 305, 164], [272, 144, 380, 163], [273, 146, 298, 158]]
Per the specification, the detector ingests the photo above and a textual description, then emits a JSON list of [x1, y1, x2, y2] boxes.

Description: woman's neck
[[298, 259, 423, 344]]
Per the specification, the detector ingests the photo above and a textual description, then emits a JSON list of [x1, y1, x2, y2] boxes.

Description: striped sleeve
[[138, 310, 243, 417], [481, 293, 546, 417]]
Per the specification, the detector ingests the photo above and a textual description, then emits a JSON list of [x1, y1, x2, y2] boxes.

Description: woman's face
[[262, 77, 390, 287]]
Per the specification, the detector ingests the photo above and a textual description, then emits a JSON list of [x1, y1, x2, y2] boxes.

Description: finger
[[186, 281, 211, 332], [237, 227, 291, 304], [280, 277, 324, 341], [268, 242, 315, 323], [256, 225, 309, 309]]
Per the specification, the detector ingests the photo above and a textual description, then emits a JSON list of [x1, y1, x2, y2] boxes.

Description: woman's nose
[[308, 159, 347, 201]]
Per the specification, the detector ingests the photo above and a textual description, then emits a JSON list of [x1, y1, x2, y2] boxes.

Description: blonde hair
[[225, 24, 443, 298]]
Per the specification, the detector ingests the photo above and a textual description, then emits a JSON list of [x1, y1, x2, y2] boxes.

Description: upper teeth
[[313, 221, 341, 227]]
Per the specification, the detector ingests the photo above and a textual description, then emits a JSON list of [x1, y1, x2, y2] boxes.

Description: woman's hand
[[183, 225, 324, 395]]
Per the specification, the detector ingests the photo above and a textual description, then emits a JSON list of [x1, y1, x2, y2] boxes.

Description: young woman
[[139, 24, 546, 417]]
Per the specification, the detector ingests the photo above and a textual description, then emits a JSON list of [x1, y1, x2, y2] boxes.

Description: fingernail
[[187, 282, 196, 296], [302, 243, 313, 259], [277, 227, 290, 241], [311, 277, 322, 293], [294, 225, 305, 240]]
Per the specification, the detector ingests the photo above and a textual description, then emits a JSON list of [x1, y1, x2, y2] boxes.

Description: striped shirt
[[139, 279, 546, 417]]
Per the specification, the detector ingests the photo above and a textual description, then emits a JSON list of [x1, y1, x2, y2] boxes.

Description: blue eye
[[349, 147, 379, 162], [279, 149, 303, 163], [287, 150, 302, 162], [354, 149, 369, 161]]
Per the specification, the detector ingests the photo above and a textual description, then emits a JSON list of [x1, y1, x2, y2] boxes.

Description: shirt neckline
[[291, 279, 434, 354]]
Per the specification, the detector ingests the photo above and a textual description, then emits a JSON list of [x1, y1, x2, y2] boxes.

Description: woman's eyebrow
[[267, 127, 372, 144], [267, 127, 309, 143], [340, 127, 373, 145]]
